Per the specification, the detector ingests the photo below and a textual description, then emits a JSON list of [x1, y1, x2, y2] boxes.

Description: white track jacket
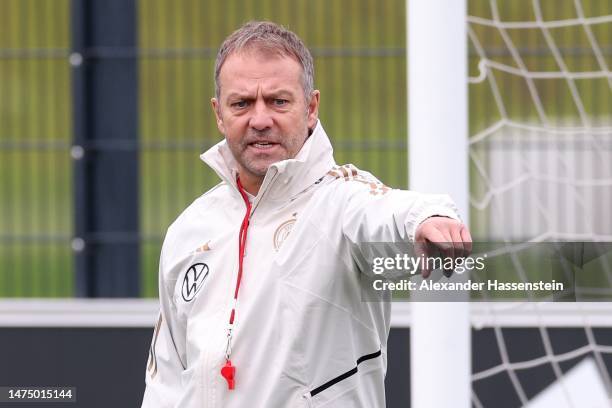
[[142, 121, 459, 407]]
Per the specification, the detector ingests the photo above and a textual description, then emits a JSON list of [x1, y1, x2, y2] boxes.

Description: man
[[142, 21, 471, 407]]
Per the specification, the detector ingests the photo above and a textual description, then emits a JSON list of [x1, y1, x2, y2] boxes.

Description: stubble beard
[[230, 127, 308, 179]]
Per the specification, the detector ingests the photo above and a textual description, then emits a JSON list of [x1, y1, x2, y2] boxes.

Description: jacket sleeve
[[339, 172, 460, 271], [141, 243, 186, 408]]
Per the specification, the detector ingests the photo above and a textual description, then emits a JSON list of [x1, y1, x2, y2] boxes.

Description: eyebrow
[[225, 92, 253, 101], [265, 89, 295, 97], [225, 89, 296, 101]]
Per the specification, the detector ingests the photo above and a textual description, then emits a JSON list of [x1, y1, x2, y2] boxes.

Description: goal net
[[467, 0, 612, 406]]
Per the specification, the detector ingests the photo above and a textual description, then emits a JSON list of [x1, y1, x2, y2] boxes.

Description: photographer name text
[[372, 279, 564, 292]]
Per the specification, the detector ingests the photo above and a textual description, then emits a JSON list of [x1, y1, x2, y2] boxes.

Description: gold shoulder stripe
[[339, 166, 350, 180], [327, 166, 389, 195], [327, 169, 342, 179], [147, 313, 163, 378]]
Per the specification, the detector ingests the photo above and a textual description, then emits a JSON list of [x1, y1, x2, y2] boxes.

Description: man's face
[[212, 51, 320, 180]]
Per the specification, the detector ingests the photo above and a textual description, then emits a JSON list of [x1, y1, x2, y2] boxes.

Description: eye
[[273, 99, 288, 106], [231, 100, 248, 109]]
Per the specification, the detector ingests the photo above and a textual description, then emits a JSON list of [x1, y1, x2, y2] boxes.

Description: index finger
[[460, 225, 473, 255]]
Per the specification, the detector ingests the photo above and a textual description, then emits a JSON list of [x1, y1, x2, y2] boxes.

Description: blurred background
[[1, 0, 610, 298], [1, 0, 611, 407]]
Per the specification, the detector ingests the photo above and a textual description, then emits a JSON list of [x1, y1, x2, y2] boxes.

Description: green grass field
[[1, 0, 610, 297]]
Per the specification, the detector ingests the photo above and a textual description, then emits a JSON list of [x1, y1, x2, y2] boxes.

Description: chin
[[245, 158, 282, 175], [243, 163, 272, 177]]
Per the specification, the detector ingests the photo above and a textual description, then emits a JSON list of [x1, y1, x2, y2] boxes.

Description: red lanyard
[[221, 176, 252, 390]]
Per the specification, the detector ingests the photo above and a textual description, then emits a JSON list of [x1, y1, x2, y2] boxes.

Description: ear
[[306, 90, 320, 130], [211, 98, 225, 135]]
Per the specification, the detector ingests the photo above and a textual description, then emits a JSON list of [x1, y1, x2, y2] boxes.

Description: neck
[[237, 171, 264, 196]]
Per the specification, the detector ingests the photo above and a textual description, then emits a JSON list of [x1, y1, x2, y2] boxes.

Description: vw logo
[[181, 263, 209, 302]]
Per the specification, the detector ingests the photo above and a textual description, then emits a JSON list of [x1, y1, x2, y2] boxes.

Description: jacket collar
[[200, 120, 336, 204]]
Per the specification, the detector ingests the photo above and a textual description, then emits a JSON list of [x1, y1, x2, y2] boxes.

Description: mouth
[[247, 141, 280, 151]]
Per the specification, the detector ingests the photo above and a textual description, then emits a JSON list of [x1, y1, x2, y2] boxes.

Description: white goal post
[[408, 0, 470, 407]]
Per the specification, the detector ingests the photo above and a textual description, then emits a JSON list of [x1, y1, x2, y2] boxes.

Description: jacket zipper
[[218, 170, 280, 392]]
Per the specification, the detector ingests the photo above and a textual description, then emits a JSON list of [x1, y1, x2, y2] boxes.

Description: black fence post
[[71, 0, 140, 297]]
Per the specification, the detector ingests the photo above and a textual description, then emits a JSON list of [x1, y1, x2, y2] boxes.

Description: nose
[[249, 99, 273, 131]]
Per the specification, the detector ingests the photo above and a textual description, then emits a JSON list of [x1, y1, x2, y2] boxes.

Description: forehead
[[218, 50, 303, 97]]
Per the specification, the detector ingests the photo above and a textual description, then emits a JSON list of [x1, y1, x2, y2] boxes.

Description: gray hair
[[214, 21, 314, 101]]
